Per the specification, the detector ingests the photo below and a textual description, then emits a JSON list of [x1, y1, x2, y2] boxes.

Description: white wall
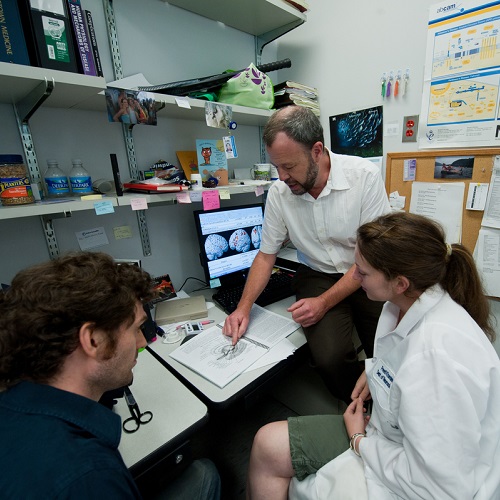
[[268, 0, 500, 352], [270, 0, 432, 157]]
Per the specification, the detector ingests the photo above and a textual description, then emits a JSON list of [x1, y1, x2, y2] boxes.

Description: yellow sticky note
[[114, 225, 133, 240]]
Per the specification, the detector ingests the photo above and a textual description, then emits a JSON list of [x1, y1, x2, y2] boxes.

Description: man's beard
[[286, 155, 319, 195]]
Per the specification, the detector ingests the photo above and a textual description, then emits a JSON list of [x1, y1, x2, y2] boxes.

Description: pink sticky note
[[130, 198, 148, 210], [176, 192, 192, 204], [255, 185, 265, 196], [202, 190, 220, 210]]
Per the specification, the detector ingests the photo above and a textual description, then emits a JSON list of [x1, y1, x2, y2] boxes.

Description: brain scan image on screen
[[229, 229, 251, 252], [205, 234, 229, 260], [251, 225, 262, 249]]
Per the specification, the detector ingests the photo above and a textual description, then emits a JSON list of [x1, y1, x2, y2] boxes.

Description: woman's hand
[[343, 397, 370, 438], [351, 370, 371, 401]]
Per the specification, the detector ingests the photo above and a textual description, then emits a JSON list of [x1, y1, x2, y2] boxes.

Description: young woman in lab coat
[[247, 211, 500, 500]]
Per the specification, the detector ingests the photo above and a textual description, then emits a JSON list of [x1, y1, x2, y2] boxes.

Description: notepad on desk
[[169, 304, 300, 388]]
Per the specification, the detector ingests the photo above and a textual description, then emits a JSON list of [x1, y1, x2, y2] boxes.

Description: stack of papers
[[169, 304, 300, 388], [274, 81, 319, 116]]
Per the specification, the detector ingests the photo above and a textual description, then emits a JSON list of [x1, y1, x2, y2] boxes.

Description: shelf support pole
[[13, 78, 63, 259], [103, 0, 152, 257]]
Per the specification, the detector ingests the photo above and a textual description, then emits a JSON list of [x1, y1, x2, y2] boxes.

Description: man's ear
[[79, 322, 102, 359], [311, 141, 324, 161]]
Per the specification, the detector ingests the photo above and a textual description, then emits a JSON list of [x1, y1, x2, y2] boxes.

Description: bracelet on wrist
[[349, 432, 365, 457]]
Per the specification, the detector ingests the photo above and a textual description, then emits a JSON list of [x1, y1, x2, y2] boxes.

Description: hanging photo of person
[[105, 87, 157, 126]]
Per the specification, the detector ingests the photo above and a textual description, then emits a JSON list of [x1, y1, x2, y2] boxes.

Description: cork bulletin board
[[385, 149, 498, 253]]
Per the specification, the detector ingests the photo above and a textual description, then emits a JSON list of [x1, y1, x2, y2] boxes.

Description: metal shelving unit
[[1, 0, 305, 257]]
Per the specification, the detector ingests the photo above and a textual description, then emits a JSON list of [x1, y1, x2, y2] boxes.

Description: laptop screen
[[193, 203, 264, 289]]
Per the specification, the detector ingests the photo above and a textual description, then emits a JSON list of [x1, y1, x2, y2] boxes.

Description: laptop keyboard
[[212, 270, 295, 314]]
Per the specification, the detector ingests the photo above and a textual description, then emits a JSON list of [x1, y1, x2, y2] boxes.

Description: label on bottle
[[46, 176, 70, 195], [70, 176, 93, 193]]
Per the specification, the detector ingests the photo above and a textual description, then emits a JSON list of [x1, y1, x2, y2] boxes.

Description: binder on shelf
[[67, 0, 97, 76], [18, 0, 79, 73], [84, 9, 103, 77], [0, 0, 31, 65]]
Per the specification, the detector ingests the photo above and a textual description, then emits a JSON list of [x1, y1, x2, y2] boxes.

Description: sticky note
[[202, 190, 220, 210]]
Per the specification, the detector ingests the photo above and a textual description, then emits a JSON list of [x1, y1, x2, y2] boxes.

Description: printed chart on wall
[[420, 1, 500, 148]]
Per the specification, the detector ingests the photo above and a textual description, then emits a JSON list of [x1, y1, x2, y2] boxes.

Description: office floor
[[190, 362, 346, 500]]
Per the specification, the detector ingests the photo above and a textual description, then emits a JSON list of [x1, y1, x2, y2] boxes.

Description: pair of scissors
[[122, 386, 153, 434]]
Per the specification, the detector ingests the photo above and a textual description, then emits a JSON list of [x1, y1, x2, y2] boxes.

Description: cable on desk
[[177, 276, 208, 293]]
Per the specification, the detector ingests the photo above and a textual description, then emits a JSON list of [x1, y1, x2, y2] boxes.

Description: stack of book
[[273, 81, 320, 116], [2, 0, 102, 76]]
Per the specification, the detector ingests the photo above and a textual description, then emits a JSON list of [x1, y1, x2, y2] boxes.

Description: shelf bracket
[[39, 211, 72, 260], [14, 78, 54, 185], [255, 19, 305, 64]]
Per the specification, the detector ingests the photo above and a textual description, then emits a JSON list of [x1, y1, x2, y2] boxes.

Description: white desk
[[115, 348, 208, 478], [148, 291, 307, 409]]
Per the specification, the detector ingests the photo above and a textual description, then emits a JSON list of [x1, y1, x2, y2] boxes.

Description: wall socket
[[402, 115, 419, 142]]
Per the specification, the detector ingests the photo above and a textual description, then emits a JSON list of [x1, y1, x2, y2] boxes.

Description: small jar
[[0, 154, 35, 206]]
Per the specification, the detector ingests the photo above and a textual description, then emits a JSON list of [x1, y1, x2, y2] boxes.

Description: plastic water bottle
[[69, 159, 93, 195], [44, 160, 70, 197]]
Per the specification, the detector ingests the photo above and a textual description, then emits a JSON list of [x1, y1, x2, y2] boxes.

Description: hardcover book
[[67, 0, 96, 76], [84, 9, 102, 76], [0, 0, 30, 65]]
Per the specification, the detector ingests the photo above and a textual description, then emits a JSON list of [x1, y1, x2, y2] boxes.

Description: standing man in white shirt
[[223, 106, 391, 404]]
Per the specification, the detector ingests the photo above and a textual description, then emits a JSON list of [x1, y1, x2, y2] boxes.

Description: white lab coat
[[290, 285, 500, 500]]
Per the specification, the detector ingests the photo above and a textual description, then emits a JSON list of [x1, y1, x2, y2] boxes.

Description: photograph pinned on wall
[[329, 105, 383, 158], [434, 156, 474, 179], [205, 101, 232, 129], [223, 135, 238, 159], [105, 87, 157, 125]]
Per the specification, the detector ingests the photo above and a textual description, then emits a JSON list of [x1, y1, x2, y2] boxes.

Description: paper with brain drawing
[[169, 304, 299, 388]]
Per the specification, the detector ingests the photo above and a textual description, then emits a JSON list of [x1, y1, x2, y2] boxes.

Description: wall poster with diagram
[[420, 1, 500, 148]]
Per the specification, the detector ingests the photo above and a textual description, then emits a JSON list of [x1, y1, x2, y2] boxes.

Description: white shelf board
[[0, 62, 106, 108], [0, 197, 117, 221], [75, 90, 273, 126], [117, 183, 271, 206], [164, 0, 306, 36]]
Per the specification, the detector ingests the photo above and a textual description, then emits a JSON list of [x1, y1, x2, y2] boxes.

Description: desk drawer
[[132, 440, 192, 497]]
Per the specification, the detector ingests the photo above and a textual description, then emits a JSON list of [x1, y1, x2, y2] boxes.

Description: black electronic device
[[110, 153, 123, 196], [193, 203, 295, 313]]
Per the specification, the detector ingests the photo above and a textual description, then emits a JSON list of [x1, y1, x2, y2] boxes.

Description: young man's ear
[[79, 322, 102, 359]]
